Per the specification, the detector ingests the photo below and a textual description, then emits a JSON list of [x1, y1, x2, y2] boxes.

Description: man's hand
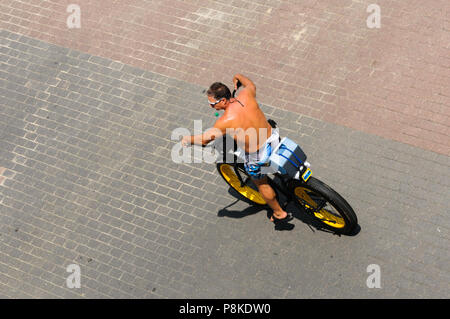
[[233, 77, 240, 90], [181, 136, 191, 147]]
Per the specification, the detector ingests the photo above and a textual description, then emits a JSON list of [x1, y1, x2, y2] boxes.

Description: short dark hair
[[207, 82, 231, 100]]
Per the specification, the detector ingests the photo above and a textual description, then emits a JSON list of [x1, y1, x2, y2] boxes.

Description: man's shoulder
[[214, 113, 235, 129], [236, 90, 258, 108]]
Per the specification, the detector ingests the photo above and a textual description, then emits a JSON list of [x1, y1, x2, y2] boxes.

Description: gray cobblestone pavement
[[0, 30, 449, 298]]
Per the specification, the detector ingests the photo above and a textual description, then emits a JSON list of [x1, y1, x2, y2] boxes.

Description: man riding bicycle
[[181, 74, 293, 228]]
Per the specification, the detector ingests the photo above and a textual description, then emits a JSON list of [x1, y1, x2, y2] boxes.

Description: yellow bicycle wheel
[[293, 186, 346, 229], [290, 177, 357, 234], [217, 163, 266, 205]]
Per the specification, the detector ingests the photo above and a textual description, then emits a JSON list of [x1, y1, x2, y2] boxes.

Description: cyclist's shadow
[[218, 187, 361, 235], [217, 188, 295, 231], [217, 188, 266, 219]]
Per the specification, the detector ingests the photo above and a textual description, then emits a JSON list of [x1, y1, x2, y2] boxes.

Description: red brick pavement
[[1, 0, 449, 155]]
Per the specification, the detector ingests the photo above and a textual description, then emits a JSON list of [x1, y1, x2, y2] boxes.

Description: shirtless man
[[181, 74, 293, 227]]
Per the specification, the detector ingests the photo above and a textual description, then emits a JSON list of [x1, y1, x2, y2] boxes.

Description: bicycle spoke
[[297, 198, 314, 212], [315, 199, 327, 211], [305, 192, 329, 213], [296, 194, 338, 222], [237, 167, 247, 175]]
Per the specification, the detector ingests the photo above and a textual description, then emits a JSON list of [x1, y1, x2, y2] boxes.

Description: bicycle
[[208, 117, 358, 235], [199, 82, 357, 234]]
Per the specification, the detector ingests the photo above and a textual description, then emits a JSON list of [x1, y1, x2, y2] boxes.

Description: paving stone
[[0, 22, 449, 299]]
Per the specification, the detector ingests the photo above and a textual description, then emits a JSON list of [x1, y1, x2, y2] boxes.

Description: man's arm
[[233, 73, 256, 96], [181, 117, 228, 147]]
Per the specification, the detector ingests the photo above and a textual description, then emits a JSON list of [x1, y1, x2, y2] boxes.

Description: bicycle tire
[[216, 163, 267, 206], [289, 177, 358, 234]]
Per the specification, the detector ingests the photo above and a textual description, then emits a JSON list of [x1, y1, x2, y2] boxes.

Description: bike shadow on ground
[[219, 187, 360, 235], [217, 188, 296, 231], [217, 188, 266, 219]]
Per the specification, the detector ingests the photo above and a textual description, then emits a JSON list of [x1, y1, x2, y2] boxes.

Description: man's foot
[[270, 211, 293, 223], [271, 212, 294, 231]]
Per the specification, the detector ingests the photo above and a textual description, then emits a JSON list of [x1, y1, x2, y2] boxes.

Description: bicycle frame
[[214, 135, 300, 208], [212, 132, 311, 183]]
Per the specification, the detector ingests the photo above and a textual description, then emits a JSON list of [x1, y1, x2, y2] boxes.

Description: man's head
[[207, 82, 231, 110]]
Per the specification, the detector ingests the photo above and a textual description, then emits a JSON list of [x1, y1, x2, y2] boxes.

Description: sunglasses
[[209, 98, 223, 107]]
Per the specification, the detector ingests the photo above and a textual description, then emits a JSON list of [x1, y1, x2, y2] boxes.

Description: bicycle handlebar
[[201, 140, 217, 148], [232, 80, 242, 98]]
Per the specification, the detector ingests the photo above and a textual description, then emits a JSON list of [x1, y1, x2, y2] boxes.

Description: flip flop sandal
[[271, 212, 293, 224]]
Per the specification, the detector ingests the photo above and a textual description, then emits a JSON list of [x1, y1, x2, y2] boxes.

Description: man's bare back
[[220, 90, 272, 153]]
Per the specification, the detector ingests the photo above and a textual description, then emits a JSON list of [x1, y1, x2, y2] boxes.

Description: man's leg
[[252, 176, 288, 221]]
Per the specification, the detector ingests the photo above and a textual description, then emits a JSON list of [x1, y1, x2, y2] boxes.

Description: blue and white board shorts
[[244, 129, 280, 180]]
